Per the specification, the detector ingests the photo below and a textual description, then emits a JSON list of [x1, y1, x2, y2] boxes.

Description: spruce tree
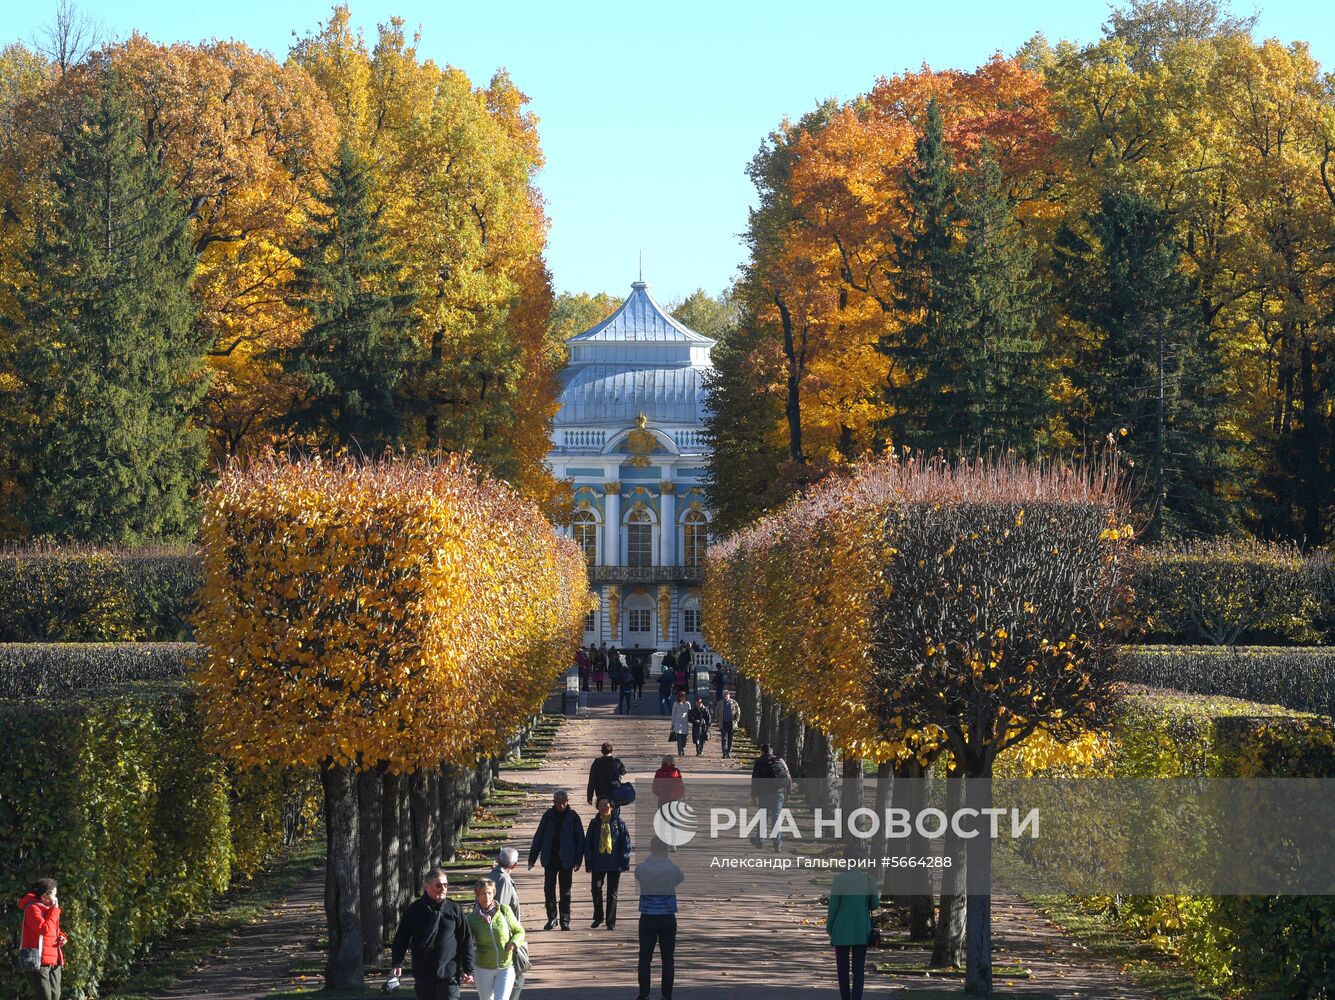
[[881, 112, 1050, 456], [9, 73, 206, 544], [1055, 187, 1237, 538], [278, 140, 416, 453], [880, 98, 961, 453]]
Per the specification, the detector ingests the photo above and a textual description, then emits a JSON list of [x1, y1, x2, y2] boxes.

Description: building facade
[[548, 281, 714, 651]]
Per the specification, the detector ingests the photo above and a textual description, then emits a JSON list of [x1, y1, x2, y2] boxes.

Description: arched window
[[682, 509, 708, 568], [626, 508, 654, 568], [572, 510, 598, 566]]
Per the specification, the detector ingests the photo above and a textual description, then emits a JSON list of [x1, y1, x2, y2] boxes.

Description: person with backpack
[[465, 877, 525, 1000], [584, 797, 632, 929], [18, 878, 65, 1000], [750, 743, 794, 850], [586, 742, 627, 807], [616, 666, 635, 715]]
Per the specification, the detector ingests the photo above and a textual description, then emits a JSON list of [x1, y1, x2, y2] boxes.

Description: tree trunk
[[874, 761, 895, 897], [381, 771, 402, 943], [397, 776, 414, 911], [409, 768, 436, 885], [321, 762, 363, 990], [439, 762, 473, 861], [896, 759, 934, 940], [840, 756, 865, 859], [428, 768, 443, 863], [357, 768, 384, 966], [964, 769, 994, 995], [932, 771, 967, 968], [783, 711, 805, 780]]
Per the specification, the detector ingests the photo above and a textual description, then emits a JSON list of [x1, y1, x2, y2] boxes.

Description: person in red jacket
[[652, 755, 686, 808], [18, 877, 66, 1000]]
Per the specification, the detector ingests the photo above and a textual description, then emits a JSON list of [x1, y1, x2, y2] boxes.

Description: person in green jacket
[[826, 868, 879, 1000], [466, 878, 526, 1000]]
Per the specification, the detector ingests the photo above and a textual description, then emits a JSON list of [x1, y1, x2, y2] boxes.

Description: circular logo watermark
[[653, 801, 698, 847]]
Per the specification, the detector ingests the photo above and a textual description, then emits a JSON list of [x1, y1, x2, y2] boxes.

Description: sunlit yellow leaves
[[194, 453, 589, 773]]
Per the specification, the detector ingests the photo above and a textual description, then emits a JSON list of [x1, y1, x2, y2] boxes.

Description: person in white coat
[[670, 690, 691, 756]]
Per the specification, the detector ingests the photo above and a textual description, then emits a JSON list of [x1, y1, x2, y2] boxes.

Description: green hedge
[[1074, 690, 1335, 995], [1120, 645, 1335, 723], [0, 547, 201, 642], [1130, 540, 1324, 645], [0, 643, 196, 698], [0, 683, 317, 999]]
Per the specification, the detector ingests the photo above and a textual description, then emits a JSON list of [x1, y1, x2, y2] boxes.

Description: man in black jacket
[[587, 742, 626, 806], [390, 868, 474, 999], [528, 789, 583, 930]]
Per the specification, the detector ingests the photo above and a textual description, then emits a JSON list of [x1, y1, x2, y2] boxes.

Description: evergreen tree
[[278, 140, 416, 453], [952, 148, 1050, 454], [1055, 187, 1238, 538], [7, 73, 206, 543], [881, 112, 1050, 456], [880, 98, 960, 453]]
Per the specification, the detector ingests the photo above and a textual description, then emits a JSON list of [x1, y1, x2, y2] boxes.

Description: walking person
[[749, 743, 794, 850], [586, 742, 627, 808], [652, 756, 685, 808], [584, 797, 632, 929], [527, 791, 582, 930], [634, 837, 684, 1000], [657, 662, 674, 715], [608, 646, 624, 693], [617, 667, 635, 714], [670, 689, 691, 756], [631, 647, 647, 703], [18, 878, 66, 1000], [827, 868, 880, 1000], [688, 696, 712, 756], [717, 689, 737, 758], [713, 661, 727, 703], [592, 647, 606, 692], [390, 868, 475, 999], [672, 653, 689, 695], [465, 878, 525, 1000], [577, 646, 591, 692], [486, 848, 526, 1000]]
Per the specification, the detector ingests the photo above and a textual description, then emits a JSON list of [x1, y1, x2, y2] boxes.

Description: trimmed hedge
[[0, 642, 196, 698], [1129, 541, 1324, 645], [1120, 645, 1335, 722], [0, 683, 317, 999], [0, 546, 201, 642], [1011, 688, 1335, 996]]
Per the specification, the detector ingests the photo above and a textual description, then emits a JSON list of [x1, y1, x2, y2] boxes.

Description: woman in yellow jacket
[[465, 878, 526, 1000]]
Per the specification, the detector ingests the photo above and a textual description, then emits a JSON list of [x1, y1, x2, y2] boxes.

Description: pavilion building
[[548, 281, 714, 651]]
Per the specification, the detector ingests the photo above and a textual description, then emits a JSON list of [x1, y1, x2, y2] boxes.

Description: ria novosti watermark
[[634, 777, 1335, 896]]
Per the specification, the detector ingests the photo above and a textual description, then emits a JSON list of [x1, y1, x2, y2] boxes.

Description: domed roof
[[566, 281, 715, 345], [556, 364, 708, 426]]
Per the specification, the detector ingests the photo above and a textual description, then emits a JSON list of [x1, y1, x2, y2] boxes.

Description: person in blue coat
[[584, 797, 633, 930], [527, 789, 583, 930]]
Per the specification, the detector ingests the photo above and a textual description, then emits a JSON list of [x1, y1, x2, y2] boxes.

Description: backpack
[[752, 755, 775, 781]]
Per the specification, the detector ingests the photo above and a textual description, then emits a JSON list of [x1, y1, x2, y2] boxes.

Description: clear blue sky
[[2, 1, 1331, 304]]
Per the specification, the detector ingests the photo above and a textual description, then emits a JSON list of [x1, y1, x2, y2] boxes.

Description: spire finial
[[639, 250, 642, 283]]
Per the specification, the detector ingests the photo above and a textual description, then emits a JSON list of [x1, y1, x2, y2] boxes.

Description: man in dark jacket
[[528, 789, 583, 930], [584, 796, 633, 930], [587, 742, 626, 806], [688, 696, 712, 756], [717, 689, 737, 758], [750, 743, 794, 850], [391, 868, 475, 999]]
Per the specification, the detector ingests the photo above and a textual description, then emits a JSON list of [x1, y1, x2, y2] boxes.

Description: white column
[[603, 482, 621, 567], [659, 481, 677, 567]]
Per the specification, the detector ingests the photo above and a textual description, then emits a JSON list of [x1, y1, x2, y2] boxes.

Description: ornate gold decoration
[[575, 499, 592, 511], [630, 500, 648, 514], [625, 413, 659, 468], [659, 481, 677, 494], [657, 586, 672, 641], [603, 481, 621, 495], [606, 586, 620, 641]]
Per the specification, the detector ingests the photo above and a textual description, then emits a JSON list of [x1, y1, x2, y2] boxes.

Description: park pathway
[[505, 690, 1157, 999], [148, 688, 1161, 999]]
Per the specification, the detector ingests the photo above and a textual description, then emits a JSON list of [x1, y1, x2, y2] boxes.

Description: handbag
[[19, 947, 41, 972], [667, 730, 678, 742], [505, 905, 532, 974], [868, 926, 882, 948]]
